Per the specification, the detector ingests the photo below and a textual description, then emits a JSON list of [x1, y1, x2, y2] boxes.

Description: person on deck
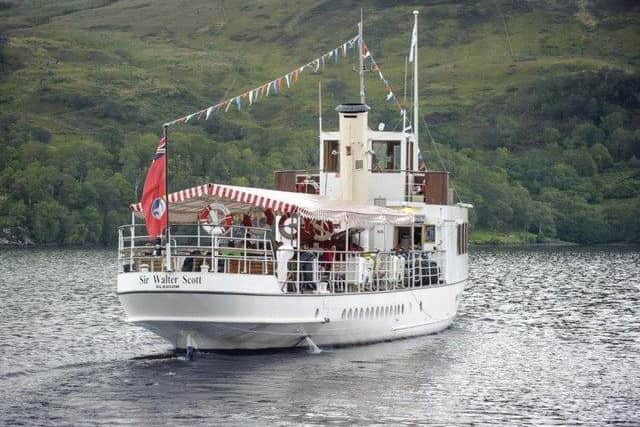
[[320, 245, 336, 272]]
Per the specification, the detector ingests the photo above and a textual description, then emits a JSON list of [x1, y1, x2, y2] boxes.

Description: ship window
[[323, 140, 339, 173], [424, 225, 436, 243], [372, 140, 401, 172], [396, 226, 422, 250], [457, 223, 469, 255]]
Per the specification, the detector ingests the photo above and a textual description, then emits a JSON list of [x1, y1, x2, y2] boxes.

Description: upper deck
[[275, 104, 453, 206]]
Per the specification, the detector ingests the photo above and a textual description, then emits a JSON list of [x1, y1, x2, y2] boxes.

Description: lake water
[[0, 246, 639, 426]]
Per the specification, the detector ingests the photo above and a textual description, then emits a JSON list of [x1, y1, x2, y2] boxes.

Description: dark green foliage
[[0, 0, 638, 246]]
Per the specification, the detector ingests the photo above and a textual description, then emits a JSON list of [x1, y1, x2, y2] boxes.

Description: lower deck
[[119, 224, 448, 295]]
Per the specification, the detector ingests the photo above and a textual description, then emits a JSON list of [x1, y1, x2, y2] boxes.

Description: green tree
[[32, 200, 68, 244], [590, 143, 613, 171]]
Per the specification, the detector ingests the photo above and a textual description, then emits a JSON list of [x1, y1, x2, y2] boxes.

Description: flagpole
[[413, 10, 419, 158], [359, 8, 365, 104], [163, 124, 171, 271]]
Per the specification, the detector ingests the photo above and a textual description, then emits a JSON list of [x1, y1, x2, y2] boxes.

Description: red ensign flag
[[141, 137, 167, 238]]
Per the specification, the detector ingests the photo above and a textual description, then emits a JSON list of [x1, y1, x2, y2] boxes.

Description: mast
[[358, 8, 365, 104], [403, 55, 408, 132], [413, 10, 419, 156], [163, 124, 171, 271], [318, 81, 323, 135]]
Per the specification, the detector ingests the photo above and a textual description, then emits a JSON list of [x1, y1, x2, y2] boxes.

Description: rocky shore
[[0, 227, 34, 246]]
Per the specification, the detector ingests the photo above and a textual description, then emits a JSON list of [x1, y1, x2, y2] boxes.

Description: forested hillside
[[0, 0, 638, 245]]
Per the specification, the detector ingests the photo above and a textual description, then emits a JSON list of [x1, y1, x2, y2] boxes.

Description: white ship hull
[[118, 272, 465, 350]]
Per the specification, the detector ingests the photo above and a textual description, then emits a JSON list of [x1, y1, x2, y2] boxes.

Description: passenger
[[182, 250, 202, 272], [321, 245, 336, 271], [153, 238, 163, 256], [299, 243, 315, 291]]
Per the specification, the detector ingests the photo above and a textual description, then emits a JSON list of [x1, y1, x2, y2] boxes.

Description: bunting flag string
[[361, 43, 405, 115], [163, 34, 360, 128]]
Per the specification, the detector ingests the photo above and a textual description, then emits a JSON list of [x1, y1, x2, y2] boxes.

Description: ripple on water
[[0, 246, 639, 426]]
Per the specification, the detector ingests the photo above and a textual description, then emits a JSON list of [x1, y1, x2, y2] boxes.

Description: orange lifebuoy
[[200, 204, 233, 234]]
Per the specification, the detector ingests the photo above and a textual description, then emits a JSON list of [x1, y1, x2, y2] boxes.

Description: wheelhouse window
[[371, 140, 401, 172], [323, 140, 339, 173]]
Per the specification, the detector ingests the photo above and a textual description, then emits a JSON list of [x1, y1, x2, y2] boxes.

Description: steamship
[[116, 12, 470, 351]]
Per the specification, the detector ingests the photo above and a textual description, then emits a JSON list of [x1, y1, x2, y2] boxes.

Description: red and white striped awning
[[130, 183, 412, 227]]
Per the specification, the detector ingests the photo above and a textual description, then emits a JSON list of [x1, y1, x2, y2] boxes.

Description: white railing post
[[212, 233, 216, 273], [129, 213, 135, 269], [165, 226, 172, 272], [263, 230, 268, 274]]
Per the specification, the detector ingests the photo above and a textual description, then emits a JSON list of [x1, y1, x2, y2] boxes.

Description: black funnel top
[[335, 103, 370, 113]]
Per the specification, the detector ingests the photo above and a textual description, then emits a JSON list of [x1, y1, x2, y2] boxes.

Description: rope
[[423, 120, 463, 204]]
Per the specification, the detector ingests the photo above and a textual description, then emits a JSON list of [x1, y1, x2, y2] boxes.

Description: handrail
[[117, 223, 445, 293]]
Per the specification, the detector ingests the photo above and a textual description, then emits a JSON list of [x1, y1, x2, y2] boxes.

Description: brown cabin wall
[[274, 171, 298, 192], [424, 171, 449, 205]]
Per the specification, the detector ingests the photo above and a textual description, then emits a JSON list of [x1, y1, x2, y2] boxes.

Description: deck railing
[[118, 224, 445, 293], [279, 248, 444, 294], [118, 224, 275, 275]]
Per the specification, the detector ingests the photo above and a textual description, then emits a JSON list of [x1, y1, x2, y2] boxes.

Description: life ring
[[200, 203, 233, 235], [278, 213, 298, 242]]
